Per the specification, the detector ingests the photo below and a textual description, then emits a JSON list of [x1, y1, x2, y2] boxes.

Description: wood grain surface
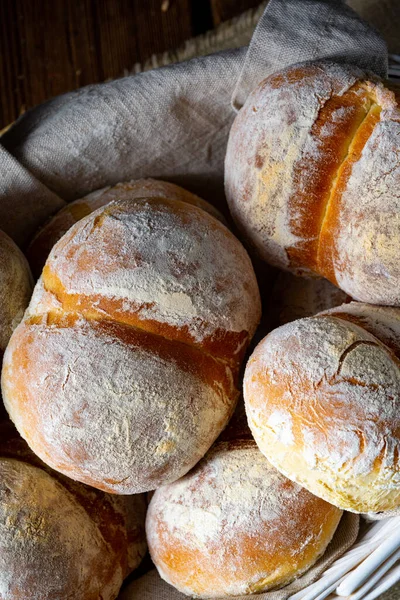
[[0, 0, 256, 129]]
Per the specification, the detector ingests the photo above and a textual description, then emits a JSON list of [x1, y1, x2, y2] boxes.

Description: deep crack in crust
[[3, 196, 261, 494], [225, 61, 400, 303], [244, 302, 400, 514]]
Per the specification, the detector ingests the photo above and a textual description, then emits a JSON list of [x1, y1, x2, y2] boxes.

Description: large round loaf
[[2, 196, 261, 494], [225, 61, 400, 305], [146, 438, 342, 598], [0, 422, 147, 600], [244, 302, 400, 514], [27, 178, 226, 278]]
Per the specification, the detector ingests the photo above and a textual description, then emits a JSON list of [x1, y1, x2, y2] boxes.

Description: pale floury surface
[[2, 197, 261, 494], [245, 302, 400, 514], [27, 178, 226, 278], [225, 61, 400, 305], [146, 439, 342, 598], [0, 422, 147, 600]]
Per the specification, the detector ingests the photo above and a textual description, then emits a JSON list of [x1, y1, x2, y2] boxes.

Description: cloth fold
[[0, 0, 391, 248], [231, 0, 388, 110], [0, 144, 64, 246]]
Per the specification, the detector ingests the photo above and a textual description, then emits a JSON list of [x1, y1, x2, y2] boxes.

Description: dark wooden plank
[[210, 0, 261, 26], [0, 0, 197, 130], [0, 0, 27, 128], [132, 0, 193, 65]]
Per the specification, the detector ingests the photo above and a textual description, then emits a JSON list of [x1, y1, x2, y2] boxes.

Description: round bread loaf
[[0, 421, 147, 600], [244, 302, 400, 514], [146, 439, 342, 598], [2, 196, 261, 494], [0, 229, 33, 354], [225, 61, 400, 305], [27, 178, 226, 278]]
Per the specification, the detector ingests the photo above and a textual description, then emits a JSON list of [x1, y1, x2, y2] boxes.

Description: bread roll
[[225, 61, 400, 305], [2, 197, 261, 494], [0, 229, 33, 354], [27, 178, 226, 278], [0, 421, 147, 600], [0, 230, 33, 419], [244, 302, 400, 514], [146, 439, 342, 598]]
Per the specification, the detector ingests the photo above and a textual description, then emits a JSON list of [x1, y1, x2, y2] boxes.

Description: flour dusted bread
[[0, 422, 147, 600], [2, 196, 261, 493], [0, 230, 33, 419], [0, 230, 33, 354], [225, 61, 400, 305], [146, 439, 342, 598], [244, 302, 400, 514], [27, 178, 226, 277]]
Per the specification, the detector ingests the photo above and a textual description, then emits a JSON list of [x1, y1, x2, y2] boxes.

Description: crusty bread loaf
[[0, 230, 33, 420], [0, 421, 147, 600], [27, 178, 226, 278], [146, 438, 342, 598], [225, 61, 400, 305], [244, 302, 400, 514], [0, 229, 33, 354], [2, 196, 261, 494]]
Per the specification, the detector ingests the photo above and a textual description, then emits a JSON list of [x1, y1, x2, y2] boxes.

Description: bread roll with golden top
[[27, 178, 226, 278], [146, 438, 342, 598], [0, 421, 147, 600], [2, 196, 261, 494], [225, 60, 400, 305], [244, 302, 400, 514], [0, 229, 33, 355]]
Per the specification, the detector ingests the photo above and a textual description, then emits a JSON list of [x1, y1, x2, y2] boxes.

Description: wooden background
[[0, 0, 259, 130]]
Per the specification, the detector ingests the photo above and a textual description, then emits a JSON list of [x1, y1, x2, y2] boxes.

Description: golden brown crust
[[288, 83, 373, 272], [2, 314, 238, 494], [27, 179, 226, 278], [244, 303, 400, 513], [225, 61, 400, 304], [146, 439, 342, 598], [3, 196, 260, 494], [317, 102, 382, 284]]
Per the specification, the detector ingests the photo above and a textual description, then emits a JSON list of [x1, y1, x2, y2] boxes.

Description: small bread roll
[[146, 439, 342, 598], [27, 178, 226, 277], [0, 229, 33, 354], [244, 302, 400, 513], [0, 422, 147, 600], [2, 197, 261, 494], [225, 61, 400, 305]]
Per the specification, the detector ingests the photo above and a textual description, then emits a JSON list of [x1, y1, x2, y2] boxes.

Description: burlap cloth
[[1, 0, 399, 598]]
